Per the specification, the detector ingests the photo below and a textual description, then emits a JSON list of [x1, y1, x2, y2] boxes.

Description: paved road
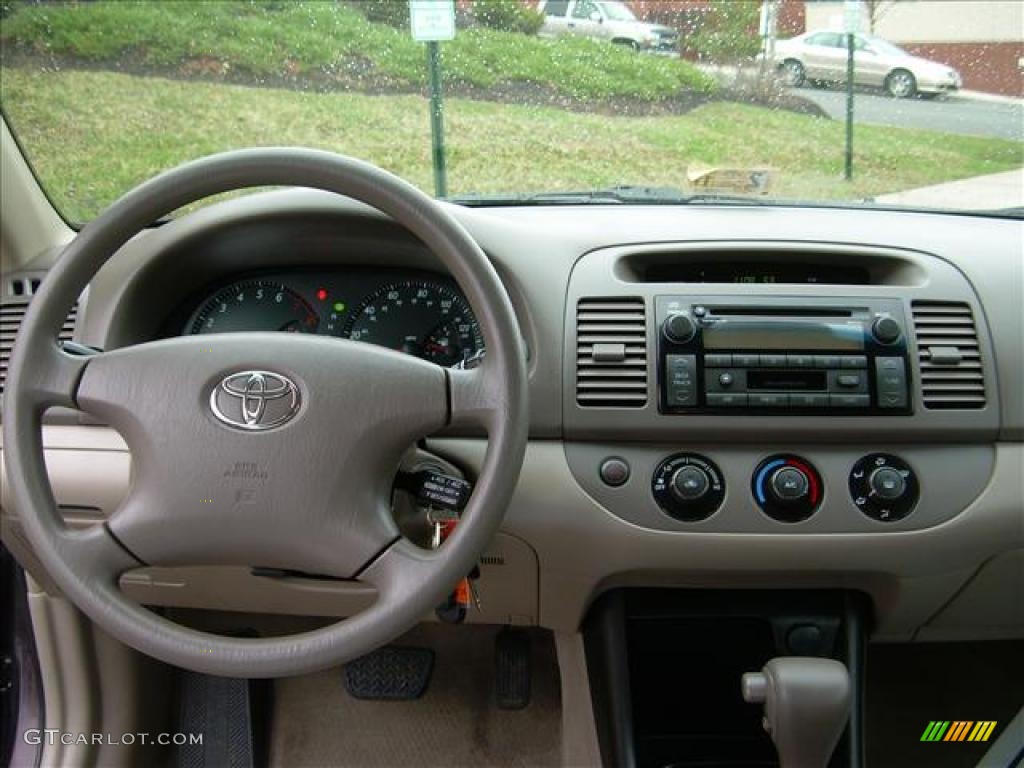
[[790, 87, 1023, 141]]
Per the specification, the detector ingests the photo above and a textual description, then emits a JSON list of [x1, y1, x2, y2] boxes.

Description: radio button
[[760, 354, 787, 367], [706, 368, 742, 392], [704, 354, 733, 367], [830, 394, 870, 407], [828, 370, 868, 392], [734, 354, 760, 367], [814, 355, 842, 368], [787, 354, 816, 368], [791, 393, 828, 407], [875, 357, 908, 409], [840, 355, 868, 369], [707, 393, 748, 407], [665, 354, 698, 407], [750, 393, 789, 407]]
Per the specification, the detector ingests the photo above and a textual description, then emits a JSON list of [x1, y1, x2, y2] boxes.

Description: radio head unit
[[656, 297, 911, 414]]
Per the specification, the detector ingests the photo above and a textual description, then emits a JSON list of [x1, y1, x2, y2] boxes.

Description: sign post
[[843, 0, 860, 181], [410, 1, 456, 198]]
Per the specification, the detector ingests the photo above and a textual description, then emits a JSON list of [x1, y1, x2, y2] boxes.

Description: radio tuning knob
[[871, 314, 902, 345], [663, 312, 696, 344]]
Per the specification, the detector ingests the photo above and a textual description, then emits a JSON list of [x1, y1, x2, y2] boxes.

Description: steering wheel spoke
[[13, 343, 92, 411]]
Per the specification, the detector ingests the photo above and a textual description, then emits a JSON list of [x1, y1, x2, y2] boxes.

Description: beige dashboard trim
[[2, 427, 1021, 643]]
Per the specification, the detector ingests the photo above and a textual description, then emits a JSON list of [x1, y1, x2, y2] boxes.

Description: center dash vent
[[0, 300, 78, 395], [576, 297, 647, 408], [911, 301, 985, 409]]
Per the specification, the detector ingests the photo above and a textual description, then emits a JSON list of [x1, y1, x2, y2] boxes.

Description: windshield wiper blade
[[448, 185, 766, 207]]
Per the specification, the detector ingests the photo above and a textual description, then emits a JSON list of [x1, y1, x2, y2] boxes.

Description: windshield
[[598, 3, 637, 22], [0, 0, 1021, 222]]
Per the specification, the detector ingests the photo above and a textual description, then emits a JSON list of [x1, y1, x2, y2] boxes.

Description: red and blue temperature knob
[[752, 455, 823, 522]]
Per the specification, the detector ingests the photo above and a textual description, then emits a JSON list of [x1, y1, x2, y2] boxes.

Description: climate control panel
[[566, 442, 963, 534]]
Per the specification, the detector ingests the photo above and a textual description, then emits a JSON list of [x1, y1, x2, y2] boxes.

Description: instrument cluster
[[185, 269, 484, 367]]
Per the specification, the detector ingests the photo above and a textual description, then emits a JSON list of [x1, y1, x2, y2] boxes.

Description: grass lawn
[[2, 67, 1021, 222], [0, 0, 714, 101]]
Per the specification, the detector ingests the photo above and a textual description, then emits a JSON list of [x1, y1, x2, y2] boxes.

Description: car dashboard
[[1, 189, 1022, 648]]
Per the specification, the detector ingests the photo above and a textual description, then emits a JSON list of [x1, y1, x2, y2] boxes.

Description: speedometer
[[344, 280, 483, 367], [189, 279, 319, 335]]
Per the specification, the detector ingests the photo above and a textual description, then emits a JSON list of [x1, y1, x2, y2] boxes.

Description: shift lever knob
[[742, 657, 851, 768]]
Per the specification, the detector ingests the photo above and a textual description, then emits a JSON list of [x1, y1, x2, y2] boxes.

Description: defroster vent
[[576, 297, 648, 407], [911, 301, 985, 409]]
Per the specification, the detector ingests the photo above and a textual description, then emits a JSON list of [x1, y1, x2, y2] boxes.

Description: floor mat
[[269, 624, 562, 768]]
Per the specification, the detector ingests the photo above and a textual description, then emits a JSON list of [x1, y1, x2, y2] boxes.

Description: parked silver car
[[774, 31, 962, 98], [537, 0, 679, 54]]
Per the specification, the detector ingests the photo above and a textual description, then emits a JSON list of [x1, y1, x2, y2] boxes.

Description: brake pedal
[[495, 627, 531, 710], [344, 646, 434, 701]]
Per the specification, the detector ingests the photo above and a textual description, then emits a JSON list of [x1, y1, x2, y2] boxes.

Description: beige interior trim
[[0, 117, 73, 270], [27, 575, 99, 768], [555, 632, 603, 768]]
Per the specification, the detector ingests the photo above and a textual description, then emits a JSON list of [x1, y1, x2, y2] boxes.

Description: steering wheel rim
[[2, 148, 528, 677]]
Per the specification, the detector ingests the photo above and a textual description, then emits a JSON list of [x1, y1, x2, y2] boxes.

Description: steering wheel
[[2, 149, 528, 677]]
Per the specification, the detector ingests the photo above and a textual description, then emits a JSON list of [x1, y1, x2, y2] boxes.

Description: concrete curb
[[951, 90, 1024, 106]]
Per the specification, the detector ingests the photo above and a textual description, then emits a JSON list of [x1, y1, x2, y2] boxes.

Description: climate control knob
[[769, 466, 810, 502], [850, 454, 918, 522], [752, 455, 823, 522], [663, 312, 696, 344], [653, 454, 725, 521], [868, 466, 906, 501], [671, 465, 711, 502]]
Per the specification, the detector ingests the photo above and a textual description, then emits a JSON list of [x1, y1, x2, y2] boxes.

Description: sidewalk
[[875, 168, 1024, 210]]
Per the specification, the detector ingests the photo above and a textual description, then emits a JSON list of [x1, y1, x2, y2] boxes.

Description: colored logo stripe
[[921, 721, 950, 741], [944, 721, 974, 741], [968, 721, 998, 742], [922, 720, 997, 742]]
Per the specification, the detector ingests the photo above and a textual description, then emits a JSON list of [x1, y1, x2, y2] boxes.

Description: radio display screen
[[703, 321, 864, 351], [748, 371, 827, 391]]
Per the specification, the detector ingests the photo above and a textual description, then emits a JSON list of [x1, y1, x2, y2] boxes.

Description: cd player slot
[[707, 307, 853, 318]]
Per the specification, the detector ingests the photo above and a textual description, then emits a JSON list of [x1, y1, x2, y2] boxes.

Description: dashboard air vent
[[0, 299, 78, 395], [911, 301, 985, 409], [576, 297, 647, 408]]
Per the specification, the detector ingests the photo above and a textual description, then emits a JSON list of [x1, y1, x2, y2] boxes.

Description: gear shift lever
[[742, 657, 851, 768]]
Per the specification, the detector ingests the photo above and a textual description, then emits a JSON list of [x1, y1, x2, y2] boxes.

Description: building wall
[[902, 42, 1023, 98], [803, 1, 1023, 97], [805, 1, 1022, 43]]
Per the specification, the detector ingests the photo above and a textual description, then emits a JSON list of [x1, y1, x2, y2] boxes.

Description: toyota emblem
[[210, 371, 300, 431]]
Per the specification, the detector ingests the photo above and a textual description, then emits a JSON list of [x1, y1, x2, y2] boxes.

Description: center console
[[562, 242, 998, 535], [583, 589, 869, 768]]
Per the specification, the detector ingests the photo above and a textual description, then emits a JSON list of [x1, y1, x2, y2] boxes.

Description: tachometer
[[189, 280, 319, 335], [344, 280, 483, 366]]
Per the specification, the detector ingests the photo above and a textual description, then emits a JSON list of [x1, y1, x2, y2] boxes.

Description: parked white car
[[774, 31, 962, 98], [537, 0, 679, 54]]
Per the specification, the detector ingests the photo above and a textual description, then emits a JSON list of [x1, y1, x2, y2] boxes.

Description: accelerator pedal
[[495, 627, 531, 710]]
